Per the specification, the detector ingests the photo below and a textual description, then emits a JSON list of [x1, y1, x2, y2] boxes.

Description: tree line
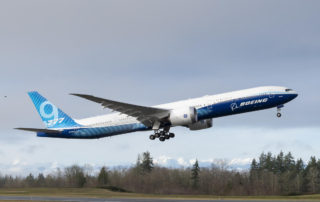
[[1, 151, 320, 196]]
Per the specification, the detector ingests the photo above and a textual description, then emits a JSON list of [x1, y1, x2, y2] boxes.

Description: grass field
[[0, 188, 320, 201]]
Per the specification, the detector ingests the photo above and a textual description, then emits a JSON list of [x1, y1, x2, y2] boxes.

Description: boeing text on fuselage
[[240, 98, 268, 107]]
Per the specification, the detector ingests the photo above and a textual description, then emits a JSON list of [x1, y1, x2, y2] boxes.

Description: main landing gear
[[149, 130, 175, 142], [277, 105, 284, 118]]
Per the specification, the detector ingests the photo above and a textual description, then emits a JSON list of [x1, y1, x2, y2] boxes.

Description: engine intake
[[169, 107, 198, 126]]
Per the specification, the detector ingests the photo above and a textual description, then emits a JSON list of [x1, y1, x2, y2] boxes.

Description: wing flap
[[70, 93, 170, 127]]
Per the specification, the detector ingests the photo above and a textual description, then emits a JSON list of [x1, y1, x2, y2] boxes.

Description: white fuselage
[[75, 86, 297, 128]]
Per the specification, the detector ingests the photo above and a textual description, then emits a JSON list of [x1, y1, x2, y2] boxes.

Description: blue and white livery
[[16, 86, 298, 142]]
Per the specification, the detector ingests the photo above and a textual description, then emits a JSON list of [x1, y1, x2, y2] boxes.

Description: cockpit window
[[285, 89, 293, 92]]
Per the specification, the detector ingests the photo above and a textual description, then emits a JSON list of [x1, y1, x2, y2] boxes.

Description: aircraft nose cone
[[291, 92, 298, 100]]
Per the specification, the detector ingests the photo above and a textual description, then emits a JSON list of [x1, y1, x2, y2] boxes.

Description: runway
[[0, 196, 314, 202]]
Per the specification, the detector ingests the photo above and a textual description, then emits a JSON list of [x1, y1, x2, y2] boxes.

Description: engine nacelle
[[188, 119, 213, 131], [169, 107, 198, 126]]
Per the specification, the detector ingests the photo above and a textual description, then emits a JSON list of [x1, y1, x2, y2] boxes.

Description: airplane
[[16, 86, 298, 142]]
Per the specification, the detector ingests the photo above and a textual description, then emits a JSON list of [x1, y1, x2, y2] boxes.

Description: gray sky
[[0, 0, 320, 175]]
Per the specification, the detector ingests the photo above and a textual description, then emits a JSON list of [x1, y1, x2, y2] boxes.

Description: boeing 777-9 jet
[[16, 86, 298, 142]]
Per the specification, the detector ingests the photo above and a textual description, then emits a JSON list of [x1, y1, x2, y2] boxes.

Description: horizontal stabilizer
[[15, 127, 62, 134]]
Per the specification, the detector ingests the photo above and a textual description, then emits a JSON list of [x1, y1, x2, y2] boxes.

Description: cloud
[[229, 158, 253, 166], [20, 144, 43, 154], [177, 158, 188, 167], [12, 159, 21, 166], [153, 156, 252, 170], [153, 155, 172, 165]]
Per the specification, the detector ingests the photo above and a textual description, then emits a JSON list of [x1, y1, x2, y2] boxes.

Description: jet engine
[[188, 119, 213, 130], [169, 107, 198, 126]]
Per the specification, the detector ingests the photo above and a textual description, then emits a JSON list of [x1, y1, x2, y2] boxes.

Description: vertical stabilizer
[[28, 91, 81, 129]]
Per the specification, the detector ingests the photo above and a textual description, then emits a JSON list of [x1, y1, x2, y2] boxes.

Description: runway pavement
[[0, 196, 315, 202]]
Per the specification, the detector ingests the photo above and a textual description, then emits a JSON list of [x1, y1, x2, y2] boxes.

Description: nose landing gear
[[277, 105, 284, 118]]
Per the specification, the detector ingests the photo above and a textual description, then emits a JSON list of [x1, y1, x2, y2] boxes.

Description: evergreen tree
[[25, 173, 35, 187], [250, 159, 258, 171], [249, 158, 259, 183], [37, 173, 46, 187], [304, 157, 319, 193], [275, 151, 285, 174], [284, 152, 295, 172], [296, 158, 304, 173], [295, 158, 304, 194], [136, 154, 141, 168], [265, 152, 275, 172], [141, 151, 154, 173], [136, 151, 154, 174], [258, 153, 267, 170], [97, 167, 109, 186], [191, 160, 200, 189]]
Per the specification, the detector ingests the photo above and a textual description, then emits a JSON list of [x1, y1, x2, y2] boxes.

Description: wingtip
[[14, 127, 28, 131], [70, 93, 93, 100], [70, 93, 81, 96], [70, 93, 91, 97]]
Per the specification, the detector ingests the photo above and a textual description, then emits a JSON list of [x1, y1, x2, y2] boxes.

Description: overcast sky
[[0, 0, 320, 175]]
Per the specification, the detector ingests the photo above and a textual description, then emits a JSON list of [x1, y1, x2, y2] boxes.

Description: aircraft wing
[[15, 127, 62, 134], [70, 93, 170, 127]]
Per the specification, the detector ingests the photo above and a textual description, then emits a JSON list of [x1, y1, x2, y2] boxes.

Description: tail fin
[[28, 91, 81, 129]]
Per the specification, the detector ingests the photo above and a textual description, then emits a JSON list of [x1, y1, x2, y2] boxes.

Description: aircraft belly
[[36, 123, 149, 139], [74, 123, 148, 138]]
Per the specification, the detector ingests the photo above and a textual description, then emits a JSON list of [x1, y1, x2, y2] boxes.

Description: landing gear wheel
[[149, 135, 155, 140], [169, 133, 175, 138], [159, 137, 165, 142], [155, 133, 160, 138], [276, 105, 283, 118], [165, 135, 170, 139]]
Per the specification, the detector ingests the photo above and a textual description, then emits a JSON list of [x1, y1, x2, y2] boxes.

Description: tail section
[[28, 91, 81, 129]]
